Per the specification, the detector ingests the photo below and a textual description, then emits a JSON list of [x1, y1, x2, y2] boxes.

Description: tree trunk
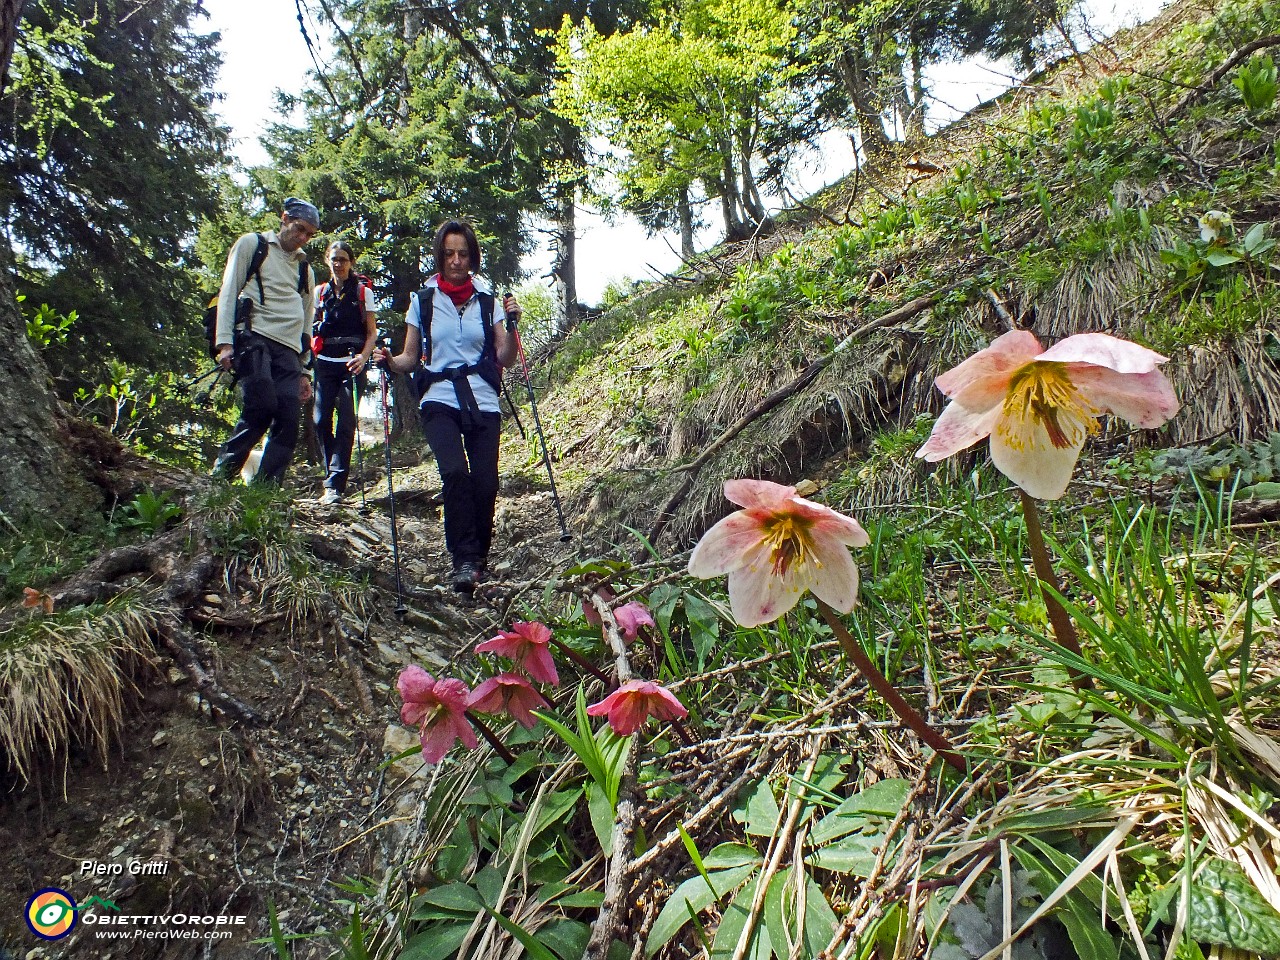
[[553, 184, 578, 335], [905, 42, 926, 143], [0, 245, 99, 523], [678, 187, 694, 259], [716, 136, 750, 240], [738, 139, 768, 226], [835, 49, 892, 155], [0, 0, 24, 95]]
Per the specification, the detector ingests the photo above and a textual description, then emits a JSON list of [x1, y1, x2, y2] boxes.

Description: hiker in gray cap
[[211, 198, 319, 484]]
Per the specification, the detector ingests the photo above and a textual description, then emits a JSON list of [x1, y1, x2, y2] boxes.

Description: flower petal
[[1065, 366, 1179, 428], [614, 601, 655, 641], [512, 621, 553, 645], [917, 400, 1002, 461], [523, 645, 560, 686], [805, 538, 862, 613], [723, 478, 795, 509], [934, 330, 1042, 403], [397, 665, 436, 703], [466, 677, 503, 712], [728, 545, 805, 627], [474, 633, 517, 657], [688, 511, 765, 577], [1037, 333, 1166, 374], [796, 498, 870, 547], [586, 689, 621, 717], [609, 694, 650, 736], [990, 407, 1089, 500]]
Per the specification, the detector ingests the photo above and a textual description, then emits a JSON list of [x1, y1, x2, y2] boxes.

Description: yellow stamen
[[1001, 362, 1098, 450], [761, 513, 819, 577]]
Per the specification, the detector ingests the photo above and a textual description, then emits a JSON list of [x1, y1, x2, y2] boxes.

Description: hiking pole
[[509, 315, 572, 543], [377, 363, 408, 616], [351, 371, 367, 510], [179, 364, 223, 397]]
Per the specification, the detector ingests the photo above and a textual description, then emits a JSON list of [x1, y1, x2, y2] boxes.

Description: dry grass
[[0, 595, 159, 782]]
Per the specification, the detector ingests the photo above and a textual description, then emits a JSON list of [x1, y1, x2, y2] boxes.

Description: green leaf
[[735, 779, 782, 837], [1206, 249, 1242, 267], [588, 781, 616, 855], [800, 874, 840, 951], [645, 865, 758, 956], [704, 843, 765, 869], [809, 779, 910, 845], [709, 876, 770, 959], [999, 805, 1111, 836], [419, 883, 485, 913], [1010, 844, 1119, 960], [682, 593, 721, 670], [399, 923, 470, 960], [474, 865, 506, 910], [762, 867, 839, 958], [807, 829, 880, 876], [522, 788, 584, 849], [484, 908, 562, 960], [551, 890, 606, 909], [1239, 481, 1280, 501], [1186, 858, 1280, 952], [539, 918, 592, 960], [1242, 221, 1268, 252]]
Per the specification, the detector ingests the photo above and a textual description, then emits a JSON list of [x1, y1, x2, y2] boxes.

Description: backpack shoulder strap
[[246, 233, 269, 305], [477, 291, 495, 362], [416, 288, 436, 366], [296, 260, 309, 295]]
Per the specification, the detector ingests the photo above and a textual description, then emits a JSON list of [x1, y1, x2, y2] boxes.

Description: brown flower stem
[[1019, 490, 1089, 685], [466, 712, 519, 765], [815, 599, 970, 778], [550, 635, 614, 688], [670, 718, 696, 748]]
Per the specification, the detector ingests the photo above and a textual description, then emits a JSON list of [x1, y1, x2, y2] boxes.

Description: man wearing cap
[[211, 198, 320, 484]]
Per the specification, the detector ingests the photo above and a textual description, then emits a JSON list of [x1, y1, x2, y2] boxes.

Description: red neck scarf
[[436, 274, 474, 307]]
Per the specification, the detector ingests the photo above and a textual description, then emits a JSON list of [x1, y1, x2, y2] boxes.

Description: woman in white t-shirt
[[375, 220, 520, 594], [312, 240, 377, 504]]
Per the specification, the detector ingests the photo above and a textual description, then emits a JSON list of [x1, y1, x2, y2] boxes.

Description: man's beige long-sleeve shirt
[[214, 230, 315, 354]]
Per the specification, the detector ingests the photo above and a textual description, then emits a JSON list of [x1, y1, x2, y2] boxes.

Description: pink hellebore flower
[[474, 621, 560, 686], [587, 679, 688, 737], [687, 479, 870, 627], [397, 666, 477, 765], [916, 331, 1179, 500], [466, 673, 549, 729], [613, 601, 655, 643]]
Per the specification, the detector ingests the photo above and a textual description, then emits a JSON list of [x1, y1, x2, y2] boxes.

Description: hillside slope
[[517, 0, 1279, 547]]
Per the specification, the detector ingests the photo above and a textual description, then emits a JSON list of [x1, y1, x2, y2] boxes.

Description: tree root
[[157, 620, 263, 726]]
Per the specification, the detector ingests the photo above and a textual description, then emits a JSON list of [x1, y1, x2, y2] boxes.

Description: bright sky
[[200, 0, 1168, 304]]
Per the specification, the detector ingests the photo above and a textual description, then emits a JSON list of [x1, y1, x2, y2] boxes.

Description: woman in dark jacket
[[312, 240, 377, 504], [375, 220, 520, 594]]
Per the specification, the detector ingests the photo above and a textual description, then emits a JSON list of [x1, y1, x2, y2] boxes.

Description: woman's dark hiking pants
[[213, 335, 302, 484], [419, 402, 501, 570], [313, 361, 361, 494]]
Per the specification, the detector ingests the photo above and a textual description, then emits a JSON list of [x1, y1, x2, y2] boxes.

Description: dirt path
[[0, 442, 584, 959]]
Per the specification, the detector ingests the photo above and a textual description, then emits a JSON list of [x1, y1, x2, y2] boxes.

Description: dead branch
[[1168, 34, 1280, 118]]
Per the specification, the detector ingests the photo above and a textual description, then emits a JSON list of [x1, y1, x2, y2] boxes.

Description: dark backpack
[[313, 274, 374, 354], [202, 233, 310, 357], [410, 288, 500, 400]]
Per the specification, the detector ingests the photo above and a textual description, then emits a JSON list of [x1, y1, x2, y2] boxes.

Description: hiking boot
[[451, 562, 479, 595], [318, 488, 341, 505]]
